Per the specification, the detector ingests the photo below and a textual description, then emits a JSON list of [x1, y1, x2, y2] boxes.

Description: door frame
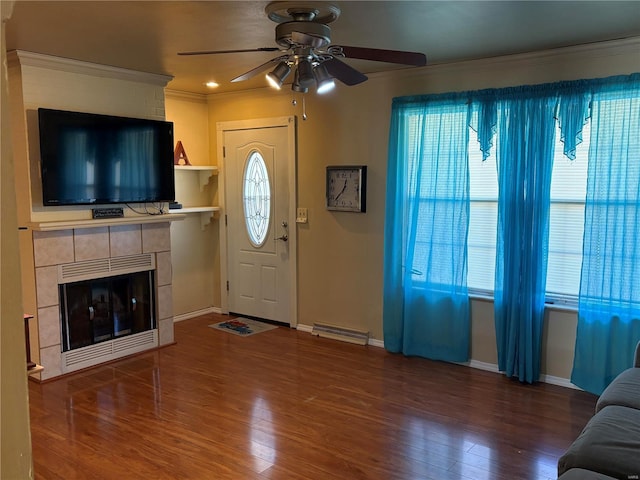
[[216, 116, 298, 327]]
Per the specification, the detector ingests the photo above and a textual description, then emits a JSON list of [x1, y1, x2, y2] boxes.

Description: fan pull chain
[[291, 93, 307, 120], [302, 95, 307, 121]]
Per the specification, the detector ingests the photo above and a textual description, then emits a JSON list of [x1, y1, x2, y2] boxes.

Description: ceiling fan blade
[[231, 55, 289, 83], [322, 58, 368, 86], [178, 47, 280, 56], [334, 45, 427, 66]]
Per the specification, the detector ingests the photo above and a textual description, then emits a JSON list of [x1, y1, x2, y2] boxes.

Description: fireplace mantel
[[28, 213, 186, 232]]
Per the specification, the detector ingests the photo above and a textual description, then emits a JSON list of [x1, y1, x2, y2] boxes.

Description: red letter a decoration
[[174, 141, 191, 166]]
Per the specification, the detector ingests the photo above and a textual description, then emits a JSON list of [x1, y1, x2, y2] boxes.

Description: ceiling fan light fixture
[[314, 64, 335, 94], [291, 68, 309, 93], [296, 59, 315, 88], [266, 61, 291, 89]]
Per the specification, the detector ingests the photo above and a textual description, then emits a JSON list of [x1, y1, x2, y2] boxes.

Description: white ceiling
[[5, 1, 640, 95]]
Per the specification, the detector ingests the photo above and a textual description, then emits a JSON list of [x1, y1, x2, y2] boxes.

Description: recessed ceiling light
[[205, 81, 219, 88]]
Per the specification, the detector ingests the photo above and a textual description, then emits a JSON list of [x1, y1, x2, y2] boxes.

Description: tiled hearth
[[32, 222, 174, 380]]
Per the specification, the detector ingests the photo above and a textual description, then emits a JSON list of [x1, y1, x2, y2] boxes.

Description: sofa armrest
[[635, 341, 640, 368]]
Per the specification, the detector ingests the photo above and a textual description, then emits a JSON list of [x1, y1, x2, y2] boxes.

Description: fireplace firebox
[[60, 271, 155, 352]]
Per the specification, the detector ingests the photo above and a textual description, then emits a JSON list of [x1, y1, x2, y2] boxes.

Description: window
[[466, 121, 590, 303], [405, 106, 470, 288], [385, 74, 639, 387], [467, 132, 498, 294], [546, 123, 589, 300], [243, 151, 271, 247]]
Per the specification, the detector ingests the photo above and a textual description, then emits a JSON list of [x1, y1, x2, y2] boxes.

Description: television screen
[[38, 108, 175, 206]]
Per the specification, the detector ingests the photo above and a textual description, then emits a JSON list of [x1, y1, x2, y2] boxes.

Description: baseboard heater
[[311, 323, 369, 346]]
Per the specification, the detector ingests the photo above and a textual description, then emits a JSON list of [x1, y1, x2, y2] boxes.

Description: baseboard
[[297, 323, 579, 390], [465, 360, 581, 390], [173, 307, 221, 323], [540, 374, 581, 390], [465, 359, 501, 374]]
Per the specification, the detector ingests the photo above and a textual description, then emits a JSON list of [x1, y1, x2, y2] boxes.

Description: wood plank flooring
[[29, 313, 596, 479]]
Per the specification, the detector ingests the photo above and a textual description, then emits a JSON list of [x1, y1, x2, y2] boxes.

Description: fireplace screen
[[60, 270, 155, 352]]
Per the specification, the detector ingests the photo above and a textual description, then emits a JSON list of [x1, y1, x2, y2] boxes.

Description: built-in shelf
[[174, 206, 220, 214], [174, 165, 218, 190], [27, 213, 186, 231], [173, 165, 219, 228], [28, 365, 44, 376], [169, 206, 220, 229]]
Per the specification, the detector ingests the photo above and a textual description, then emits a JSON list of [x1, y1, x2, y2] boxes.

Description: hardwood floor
[[29, 313, 596, 479]]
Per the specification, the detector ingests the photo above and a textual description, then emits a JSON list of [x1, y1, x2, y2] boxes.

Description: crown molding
[[7, 50, 173, 86], [371, 36, 640, 82], [165, 89, 207, 101]]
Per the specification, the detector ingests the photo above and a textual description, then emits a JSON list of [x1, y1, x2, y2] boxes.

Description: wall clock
[[326, 165, 367, 212]]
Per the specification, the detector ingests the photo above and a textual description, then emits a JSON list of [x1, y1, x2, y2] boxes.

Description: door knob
[[275, 234, 288, 242]]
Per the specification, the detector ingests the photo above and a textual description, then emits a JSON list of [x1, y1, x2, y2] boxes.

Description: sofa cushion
[[596, 368, 640, 413], [558, 468, 618, 480], [558, 405, 640, 479]]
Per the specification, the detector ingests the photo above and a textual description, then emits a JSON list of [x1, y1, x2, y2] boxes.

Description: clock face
[[326, 166, 367, 212]]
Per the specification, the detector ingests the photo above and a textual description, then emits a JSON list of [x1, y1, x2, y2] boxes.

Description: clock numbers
[[325, 166, 367, 213]]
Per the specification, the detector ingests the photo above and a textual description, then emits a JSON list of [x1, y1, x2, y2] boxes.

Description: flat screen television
[[38, 108, 175, 206]]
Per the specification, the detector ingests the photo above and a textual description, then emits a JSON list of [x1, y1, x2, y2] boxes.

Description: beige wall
[[165, 91, 221, 315], [1, 1, 34, 477], [207, 39, 640, 384]]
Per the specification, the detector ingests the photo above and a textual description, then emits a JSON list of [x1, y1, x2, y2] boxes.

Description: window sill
[[469, 292, 494, 303], [469, 292, 578, 313], [545, 303, 578, 313]]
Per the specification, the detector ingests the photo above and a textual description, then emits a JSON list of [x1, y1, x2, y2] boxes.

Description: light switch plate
[[296, 207, 308, 224]]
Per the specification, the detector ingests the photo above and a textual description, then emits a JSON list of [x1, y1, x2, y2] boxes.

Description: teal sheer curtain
[[572, 75, 640, 395], [491, 91, 557, 383], [383, 94, 471, 362]]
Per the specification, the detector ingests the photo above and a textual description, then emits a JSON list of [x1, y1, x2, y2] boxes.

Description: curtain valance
[[392, 74, 640, 160]]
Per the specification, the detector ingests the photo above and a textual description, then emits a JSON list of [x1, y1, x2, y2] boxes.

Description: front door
[[219, 117, 296, 326]]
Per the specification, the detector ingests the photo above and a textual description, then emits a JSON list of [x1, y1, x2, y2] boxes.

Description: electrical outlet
[[296, 207, 308, 224]]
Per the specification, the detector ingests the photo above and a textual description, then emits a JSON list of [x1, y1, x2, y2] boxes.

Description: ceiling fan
[[178, 1, 427, 94]]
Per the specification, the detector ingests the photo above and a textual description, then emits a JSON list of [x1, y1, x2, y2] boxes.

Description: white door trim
[[216, 116, 297, 327]]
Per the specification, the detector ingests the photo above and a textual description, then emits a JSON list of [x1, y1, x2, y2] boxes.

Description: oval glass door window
[[243, 151, 271, 247]]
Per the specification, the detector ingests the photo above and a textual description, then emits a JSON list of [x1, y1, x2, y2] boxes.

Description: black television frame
[[38, 108, 175, 206]]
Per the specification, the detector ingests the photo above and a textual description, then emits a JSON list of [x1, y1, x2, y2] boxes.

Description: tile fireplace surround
[[32, 221, 174, 381]]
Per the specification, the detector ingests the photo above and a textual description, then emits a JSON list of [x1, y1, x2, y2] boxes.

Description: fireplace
[[55, 252, 162, 374], [60, 270, 155, 352], [31, 223, 176, 380]]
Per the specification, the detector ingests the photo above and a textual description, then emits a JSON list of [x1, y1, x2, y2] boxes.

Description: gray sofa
[[558, 341, 640, 480]]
